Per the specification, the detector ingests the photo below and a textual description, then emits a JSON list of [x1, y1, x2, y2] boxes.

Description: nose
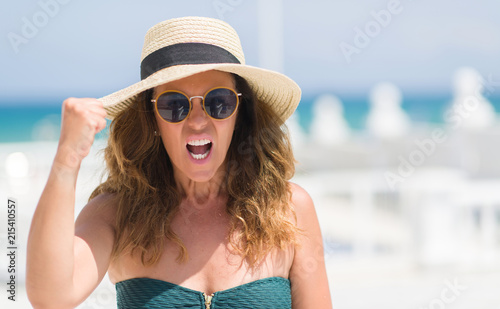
[[186, 97, 208, 129]]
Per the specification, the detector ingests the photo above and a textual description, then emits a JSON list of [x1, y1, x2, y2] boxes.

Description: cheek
[[218, 121, 237, 152], [156, 121, 182, 154], [161, 135, 175, 153]]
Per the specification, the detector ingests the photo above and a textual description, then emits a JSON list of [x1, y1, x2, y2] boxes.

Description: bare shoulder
[[73, 192, 118, 267], [288, 182, 332, 308], [288, 182, 316, 227], [75, 193, 118, 231], [69, 193, 118, 303]]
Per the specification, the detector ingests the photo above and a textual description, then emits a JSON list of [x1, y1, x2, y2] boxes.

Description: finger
[[95, 117, 107, 133], [67, 98, 103, 111], [86, 101, 108, 118], [94, 106, 108, 119]]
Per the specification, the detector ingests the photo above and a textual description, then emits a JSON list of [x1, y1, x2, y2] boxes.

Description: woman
[[26, 16, 332, 308]]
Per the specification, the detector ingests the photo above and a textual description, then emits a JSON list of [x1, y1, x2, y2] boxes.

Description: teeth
[[189, 149, 210, 160], [186, 138, 211, 160], [187, 139, 211, 146]]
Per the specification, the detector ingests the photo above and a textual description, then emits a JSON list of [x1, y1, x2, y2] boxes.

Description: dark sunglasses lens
[[156, 92, 190, 123], [204, 88, 238, 119]]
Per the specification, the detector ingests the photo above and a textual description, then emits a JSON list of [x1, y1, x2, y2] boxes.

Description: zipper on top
[[203, 292, 214, 309]]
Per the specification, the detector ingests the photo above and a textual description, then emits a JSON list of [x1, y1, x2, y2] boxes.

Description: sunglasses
[[152, 87, 242, 123]]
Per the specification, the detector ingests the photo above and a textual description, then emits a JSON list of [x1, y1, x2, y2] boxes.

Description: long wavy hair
[[90, 73, 300, 266]]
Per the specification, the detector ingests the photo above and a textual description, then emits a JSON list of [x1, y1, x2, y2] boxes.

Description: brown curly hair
[[90, 73, 300, 266]]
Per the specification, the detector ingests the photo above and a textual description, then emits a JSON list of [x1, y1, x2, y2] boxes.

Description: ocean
[[3, 94, 500, 143]]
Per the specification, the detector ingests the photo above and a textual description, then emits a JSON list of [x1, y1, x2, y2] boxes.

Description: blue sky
[[1, 0, 500, 105]]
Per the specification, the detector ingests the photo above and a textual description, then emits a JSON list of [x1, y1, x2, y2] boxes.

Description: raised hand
[[55, 98, 107, 169]]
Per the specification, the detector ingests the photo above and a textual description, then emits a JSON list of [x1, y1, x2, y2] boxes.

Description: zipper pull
[[203, 292, 214, 309]]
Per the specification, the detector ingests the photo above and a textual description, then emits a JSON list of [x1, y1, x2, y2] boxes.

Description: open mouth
[[186, 139, 213, 160]]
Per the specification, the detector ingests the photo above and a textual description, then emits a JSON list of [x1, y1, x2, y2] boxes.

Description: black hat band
[[140, 42, 241, 80]]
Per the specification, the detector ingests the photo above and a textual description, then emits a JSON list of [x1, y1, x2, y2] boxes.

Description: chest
[[108, 208, 294, 293]]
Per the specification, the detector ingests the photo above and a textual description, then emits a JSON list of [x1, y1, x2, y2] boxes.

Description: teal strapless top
[[116, 276, 291, 309]]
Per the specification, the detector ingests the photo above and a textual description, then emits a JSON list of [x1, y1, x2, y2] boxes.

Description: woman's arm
[[26, 98, 113, 308], [289, 183, 332, 309]]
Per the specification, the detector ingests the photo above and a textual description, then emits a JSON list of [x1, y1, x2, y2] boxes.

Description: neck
[[173, 167, 228, 207]]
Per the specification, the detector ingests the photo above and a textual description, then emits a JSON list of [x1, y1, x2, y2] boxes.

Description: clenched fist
[[54, 98, 107, 170]]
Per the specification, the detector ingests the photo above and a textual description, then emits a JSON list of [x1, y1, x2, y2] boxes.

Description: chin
[[187, 169, 220, 183]]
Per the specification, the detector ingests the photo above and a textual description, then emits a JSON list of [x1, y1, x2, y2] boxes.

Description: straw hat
[[99, 16, 301, 122]]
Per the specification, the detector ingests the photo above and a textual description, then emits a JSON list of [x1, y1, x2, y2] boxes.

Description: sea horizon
[[2, 93, 500, 143]]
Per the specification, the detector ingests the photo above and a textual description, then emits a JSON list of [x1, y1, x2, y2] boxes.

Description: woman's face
[[154, 70, 238, 183]]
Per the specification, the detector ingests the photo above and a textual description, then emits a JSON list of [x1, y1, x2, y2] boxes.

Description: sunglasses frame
[[152, 87, 242, 124]]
